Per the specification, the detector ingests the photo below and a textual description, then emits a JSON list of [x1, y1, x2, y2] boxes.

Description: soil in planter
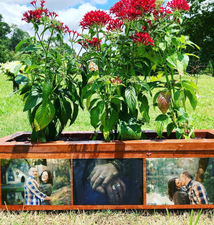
[[7, 131, 214, 142]]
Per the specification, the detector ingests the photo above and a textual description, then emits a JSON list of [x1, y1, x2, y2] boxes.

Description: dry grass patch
[[0, 210, 214, 225]]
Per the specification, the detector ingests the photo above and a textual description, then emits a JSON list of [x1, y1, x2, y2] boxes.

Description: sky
[[0, 0, 118, 37]]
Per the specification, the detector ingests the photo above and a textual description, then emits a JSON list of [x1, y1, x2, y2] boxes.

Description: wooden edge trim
[[1, 204, 214, 211]]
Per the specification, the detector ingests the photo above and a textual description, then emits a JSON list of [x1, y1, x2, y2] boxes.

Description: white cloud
[[0, 2, 97, 35], [0, 0, 107, 11], [57, 3, 97, 32], [0, 2, 99, 53], [0, 2, 34, 36]]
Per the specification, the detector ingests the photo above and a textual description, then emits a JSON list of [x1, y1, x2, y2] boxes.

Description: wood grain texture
[[0, 130, 214, 210]]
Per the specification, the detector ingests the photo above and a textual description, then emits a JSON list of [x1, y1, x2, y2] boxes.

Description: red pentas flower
[[110, 76, 122, 84], [22, 0, 50, 23], [167, 0, 190, 11], [22, 9, 45, 23], [80, 10, 111, 30], [69, 30, 80, 42], [106, 19, 123, 32], [153, 7, 172, 21], [78, 37, 101, 49], [131, 32, 154, 47], [78, 40, 89, 49], [110, 0, 156, 21], [110, 0, 142, 21]]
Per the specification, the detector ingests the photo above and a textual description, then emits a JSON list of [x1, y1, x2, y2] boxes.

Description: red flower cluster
[[30, 0, 45, 8], [22, 9, 45, 23], [153, 7, 172, 21], [22, 0, 72, 35], [78, 37, 101, 49], [80, 10, 111, 30], [106, 19, 124, 32], [131, 32, 154, 47], [69, 30, 80, 41], [110, 76, 122, 84], [49, 12, 58, 19], [167, 0, 190, 11], [23, 0, 50, 23], [110, 0, 156, 21]]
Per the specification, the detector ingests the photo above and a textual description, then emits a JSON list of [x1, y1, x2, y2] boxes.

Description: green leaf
[[24, 59, 31, 66], [25, 65, 39, 73], [159, 42, 166, 51], [111, 97, 121, 112], [177, 114, 188, 123], [125, 86, 137, 116], [176, 59, 184, 75], [167, 122, 174, 136], [23, 90, 42, 111], [182, 80, 198, 92], [60, 98, 72, 125], [180, 35, 185, 44], [184, 90, 197, 110], [34, 101, 55, 131], [139, 95, 150, 122], [107, 109, 118, 130], [70, 103, 78, 125], [15, 39, 28, 52], [90, 101, 105, 128], [15, 75, 28, 85], [154, 114, 169, 138], [14, 64, 23, 76], [88, 98, 100, 111], [56, 52, 62, 66], [176, 127, 184, 139], [42, 78, 52, 101], [178, 54, 189, 71], [167, 53, 177, 68]]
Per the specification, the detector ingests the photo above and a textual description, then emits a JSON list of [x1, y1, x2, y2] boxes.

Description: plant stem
[[164, 65, 177, 127], [180, 74, 187, 112]]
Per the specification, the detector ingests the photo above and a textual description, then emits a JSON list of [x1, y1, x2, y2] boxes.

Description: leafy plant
[[11, 0, 84, 142], [78, 0, 199, 140]]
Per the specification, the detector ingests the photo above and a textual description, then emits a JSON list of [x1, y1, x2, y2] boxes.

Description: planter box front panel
[[0, 130, 214, 210]]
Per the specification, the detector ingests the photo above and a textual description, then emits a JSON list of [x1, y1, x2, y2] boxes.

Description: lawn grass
[[1, 73, 214, 224], [0, 209, 214, 224]]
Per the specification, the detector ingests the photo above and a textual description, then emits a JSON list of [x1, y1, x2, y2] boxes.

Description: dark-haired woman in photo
[[39, 170, 53, 205], [167, 177, 190, 205]]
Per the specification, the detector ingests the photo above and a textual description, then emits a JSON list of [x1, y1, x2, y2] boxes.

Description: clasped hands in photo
[[87, 161, 126, 204]]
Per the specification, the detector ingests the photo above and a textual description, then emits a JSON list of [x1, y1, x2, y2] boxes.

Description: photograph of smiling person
[[1, 159, 71, 205]]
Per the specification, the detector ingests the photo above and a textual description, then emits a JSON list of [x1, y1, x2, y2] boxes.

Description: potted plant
[[0, 0, 214, 210]]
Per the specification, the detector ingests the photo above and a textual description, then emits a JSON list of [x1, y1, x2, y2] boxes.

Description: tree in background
[[182, 0, 214, 76], [0, 14, 11, 63], [10, 24, 30, 52]]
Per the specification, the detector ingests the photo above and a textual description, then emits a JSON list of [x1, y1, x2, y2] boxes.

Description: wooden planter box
[[0, 129, 214, 210]]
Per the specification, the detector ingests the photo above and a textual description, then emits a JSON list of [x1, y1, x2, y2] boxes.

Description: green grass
[[1, 73, 214, 138]]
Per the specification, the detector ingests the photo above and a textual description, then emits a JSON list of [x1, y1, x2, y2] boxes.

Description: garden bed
[[0, 130, 214, 210]]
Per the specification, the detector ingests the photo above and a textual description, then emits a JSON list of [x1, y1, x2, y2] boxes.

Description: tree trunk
[[194, 158, 209, 183], [13, 80, 19, 92]]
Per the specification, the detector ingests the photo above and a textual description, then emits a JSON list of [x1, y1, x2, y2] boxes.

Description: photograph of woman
[[167, 177, 190, 205], [39, 170, 53, 205]]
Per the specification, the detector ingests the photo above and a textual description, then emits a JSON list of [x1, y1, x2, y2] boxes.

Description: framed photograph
[[1, 159, 71, 206], [146, 158, 213, 206], [73, 158, 143, 205]]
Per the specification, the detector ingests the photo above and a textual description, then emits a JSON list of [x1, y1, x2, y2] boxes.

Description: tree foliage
[[182, 0, 214, 75], [0, 14, 11, 63]]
